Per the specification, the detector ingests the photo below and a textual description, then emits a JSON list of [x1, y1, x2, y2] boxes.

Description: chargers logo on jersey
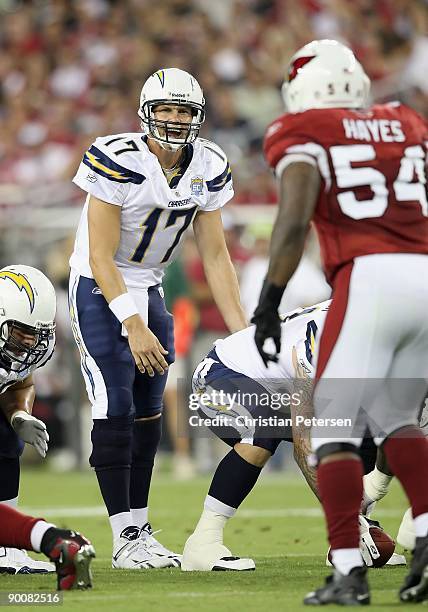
[[0, 271, 35, 313], [190, 176, 203, 196], [83, 146, 146, 185]]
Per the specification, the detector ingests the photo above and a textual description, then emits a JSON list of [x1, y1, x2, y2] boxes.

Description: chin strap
[[146, 134, 185, 152]]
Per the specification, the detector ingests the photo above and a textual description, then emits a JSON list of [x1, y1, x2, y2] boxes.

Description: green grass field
[[1, 468, 416, 611]]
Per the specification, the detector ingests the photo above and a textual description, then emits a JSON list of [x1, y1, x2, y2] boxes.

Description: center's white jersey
[[213, 300, 330, 384], [70, 134, 233, 289]]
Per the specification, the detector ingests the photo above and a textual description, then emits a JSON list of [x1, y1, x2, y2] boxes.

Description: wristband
[[10, 410, 31, 427], [109, 293, 138, 323]]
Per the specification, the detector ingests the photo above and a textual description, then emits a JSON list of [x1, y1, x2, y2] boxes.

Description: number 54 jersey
[[70, 134, 233, 288], [264, 103, 428, 284]]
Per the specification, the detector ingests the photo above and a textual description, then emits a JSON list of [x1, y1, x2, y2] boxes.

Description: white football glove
[[359, 515, 381, 567], [10, 411, 49, 458]]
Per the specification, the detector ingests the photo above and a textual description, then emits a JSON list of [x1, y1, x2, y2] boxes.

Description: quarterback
[[69, 68, 247, 569], [252, 40, 428, 605], [0, 264, 95, 587], [182, 301, 404, 571]]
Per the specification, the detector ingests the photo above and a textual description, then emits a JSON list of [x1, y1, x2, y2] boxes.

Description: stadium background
[[0, 0, 426, 475]]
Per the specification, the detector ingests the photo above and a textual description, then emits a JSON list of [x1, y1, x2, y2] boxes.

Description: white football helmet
[[282, 39, 370, 114], [0, 265, 56, 373], [138, 68, 205, 151]]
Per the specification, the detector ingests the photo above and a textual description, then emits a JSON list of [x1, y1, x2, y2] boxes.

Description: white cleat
[[181, 532, 255, 571], [137, 522, 181, 568], [0, 547, 55, 574], [385, 552, 407, 566], [112, 526, 172, 569]]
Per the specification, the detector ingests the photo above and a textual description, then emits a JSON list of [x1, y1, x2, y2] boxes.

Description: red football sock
[[317, 457, 363, 550], [383, 427, 428, 519], [0, 503, 42, 550]]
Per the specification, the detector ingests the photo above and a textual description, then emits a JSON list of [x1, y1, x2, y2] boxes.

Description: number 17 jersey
[[70, 134, 233, 289], [264, 103, 428, 284]]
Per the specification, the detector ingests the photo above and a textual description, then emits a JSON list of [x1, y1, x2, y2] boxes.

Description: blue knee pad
[[90, 416, 134, 469], [132, 416, 162, 465]]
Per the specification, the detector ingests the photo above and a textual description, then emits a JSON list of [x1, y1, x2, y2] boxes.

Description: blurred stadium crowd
[[0, 0, 427, 198], [0, 0, 427, 474]]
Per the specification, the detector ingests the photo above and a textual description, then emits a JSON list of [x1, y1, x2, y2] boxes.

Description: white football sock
[[414, 512, 428, 538], [331, 548, 364, 575], [30, 520, 56, 553], [110, 512, 134, 541], [130, 507, 148, 529], [397, 507, 415, 550], [363, 467, 393, 503], [0, 497, 18, 508], [192, 509, 229, 544], [204, 494, 236, 518]]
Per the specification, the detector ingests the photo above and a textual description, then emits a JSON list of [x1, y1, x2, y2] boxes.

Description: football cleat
[[44, 531, 95, 590], [181, 531, 255, 571], [304, 566, 370, 606], [137, 522, 181, 568], [386, 552, 406, 566], [399, 534, 428, 602], [112, 525, 178, 569], [0, 547, 55, 574]]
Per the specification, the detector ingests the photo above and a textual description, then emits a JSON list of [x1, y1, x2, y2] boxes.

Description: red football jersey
[[264, 103, 428, 283]]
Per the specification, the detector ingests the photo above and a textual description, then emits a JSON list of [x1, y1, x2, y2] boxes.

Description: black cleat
[[399, 535, 428, 603], [41, 528, 95, 590], [304, 565, 370, 606]]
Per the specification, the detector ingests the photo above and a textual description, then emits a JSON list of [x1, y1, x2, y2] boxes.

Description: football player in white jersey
[[0, 265, 56, 574], [182, 301, 406, 571], [0, 265, 95, 587], [69, 68, 247, 569]]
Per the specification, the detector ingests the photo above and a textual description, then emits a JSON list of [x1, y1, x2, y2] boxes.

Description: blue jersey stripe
[[206, 162, 232, 192], [82, 145, 146, 184]]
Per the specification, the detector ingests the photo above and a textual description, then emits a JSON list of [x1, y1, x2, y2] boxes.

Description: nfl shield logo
[[191, 176, 203, 196]]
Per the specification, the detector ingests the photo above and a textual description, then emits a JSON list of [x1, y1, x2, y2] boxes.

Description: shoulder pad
[[198, 137, 228, 163], [82, 135, 146, 185], [196, 139, 232, 192]]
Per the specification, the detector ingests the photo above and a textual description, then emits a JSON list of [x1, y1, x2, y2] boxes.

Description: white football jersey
[[70, 134, 234, 288], [0, 336, 55, 394], [213, 300, 330, 384]]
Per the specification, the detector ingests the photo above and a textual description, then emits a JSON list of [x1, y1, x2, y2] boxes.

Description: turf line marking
[[21, 506, 406, 519], [168, 591, 260, 598]]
